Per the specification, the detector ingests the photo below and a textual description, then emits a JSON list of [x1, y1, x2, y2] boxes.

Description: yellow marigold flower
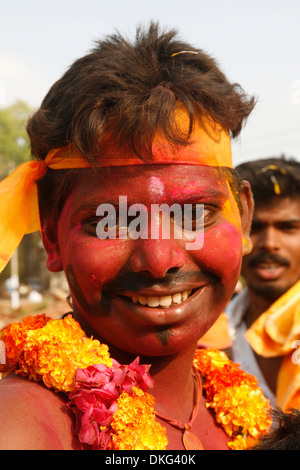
[[18, 314, 112, 392], [227, 434, 248, 450], [207, 384, 272, 446], [111, 387, 168, 450], [203, 349, 229, 368]]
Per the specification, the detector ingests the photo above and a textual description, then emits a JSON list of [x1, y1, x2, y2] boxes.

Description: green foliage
[[0, 100, 33, 180]]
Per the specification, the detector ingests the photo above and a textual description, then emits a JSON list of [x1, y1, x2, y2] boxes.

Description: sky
[[0, 0, 299, 166]]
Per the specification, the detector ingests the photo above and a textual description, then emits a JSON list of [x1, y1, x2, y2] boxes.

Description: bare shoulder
[[0, 375, 81, 450]]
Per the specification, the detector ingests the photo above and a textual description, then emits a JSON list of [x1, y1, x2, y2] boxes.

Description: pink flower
[[78, 406, 101, 446], [70, 388, 98, 412], [75, 363, 114, 387], [67, 356, 153, 449], [119, 357, 153, 392]]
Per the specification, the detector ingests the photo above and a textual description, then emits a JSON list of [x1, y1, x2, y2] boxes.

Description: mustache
[[103, 271, 218, 295], [248, 252, 290, 268]]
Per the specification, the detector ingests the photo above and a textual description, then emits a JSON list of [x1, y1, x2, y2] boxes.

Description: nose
[[130, 238, 186, 278], [257, 226, 280, 252]]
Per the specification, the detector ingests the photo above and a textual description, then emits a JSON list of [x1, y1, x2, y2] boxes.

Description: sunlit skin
[[40, 163, 253, 450]]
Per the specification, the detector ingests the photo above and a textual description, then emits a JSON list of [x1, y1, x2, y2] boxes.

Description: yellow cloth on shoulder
[[245, 280, 300, 411], [198, 313, 232, 350]]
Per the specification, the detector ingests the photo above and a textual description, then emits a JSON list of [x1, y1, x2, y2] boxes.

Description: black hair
[[236, 156, 300, 207], [29, 22, 252, 221], [28, 22, 255, 162], [251, 407, 300, 450]]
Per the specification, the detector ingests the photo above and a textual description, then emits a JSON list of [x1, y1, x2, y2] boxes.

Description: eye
[[82, 213, 136, 239], [171, 204, 215, 234], [183, 204, 217, 230], [82, 216, 101, 236], [82, 210, 120, 237], [278, 222, 300, 233], [250, 221, 263, 234], [181, 204, 203, 232]]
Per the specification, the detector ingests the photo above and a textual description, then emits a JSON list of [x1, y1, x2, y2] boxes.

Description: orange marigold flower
[[194, 349, 258, 403], [227, 434, 249, 450], [0, 314, 49, 374], [111, 387, 168, 450]]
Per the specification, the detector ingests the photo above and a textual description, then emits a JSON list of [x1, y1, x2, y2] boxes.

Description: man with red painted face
[[226, 157, 300, 411], [0, 23, 267, 450]]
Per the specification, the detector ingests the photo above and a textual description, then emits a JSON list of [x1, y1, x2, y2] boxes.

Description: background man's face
[[242, 197, 300, 301]]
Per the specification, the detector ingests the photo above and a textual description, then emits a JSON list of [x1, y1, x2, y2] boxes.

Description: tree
[[0, 100, 32, 180], [0, 101, 64, 296], [0, 101, 47, 288]]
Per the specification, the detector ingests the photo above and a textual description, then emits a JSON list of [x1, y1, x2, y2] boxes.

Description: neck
[[109, 341, 197, 420], [245, 289, 274, 328], [147, 346, 196, 417], [73, 310, 198, 422]]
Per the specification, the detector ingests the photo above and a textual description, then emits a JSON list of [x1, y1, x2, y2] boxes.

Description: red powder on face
[[90, 274, 99, 286], [54, 165, 244, 357]]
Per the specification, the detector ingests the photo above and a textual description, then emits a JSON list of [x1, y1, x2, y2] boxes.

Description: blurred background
[[0, 0, 299, 326]]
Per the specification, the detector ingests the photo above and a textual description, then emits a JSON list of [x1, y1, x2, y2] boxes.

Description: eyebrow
[[73, 198, 121, 216], [73, 188, 226, 216], [174, 188, 226, 203], [252, 218, 300, 225]]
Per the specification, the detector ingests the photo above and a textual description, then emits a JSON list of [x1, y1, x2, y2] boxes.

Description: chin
[[105, 323, 208, 360], [251, 282, 291, 302]]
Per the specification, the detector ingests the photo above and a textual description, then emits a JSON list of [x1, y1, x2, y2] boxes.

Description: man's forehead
[[254, 198, 300, 220], [76, 164, 229, 196], [149, 176, 166, 198], [64, 166, 235, 218]]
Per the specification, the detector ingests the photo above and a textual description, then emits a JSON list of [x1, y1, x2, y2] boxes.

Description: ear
[[40, 218, 63, 272], [239, 180, 254, 255]]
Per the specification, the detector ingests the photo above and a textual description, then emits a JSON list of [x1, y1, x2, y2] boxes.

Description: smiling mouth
[[253, 262, 286, 281], [122, 289, 194, 308], [257, 263, 283, 270]]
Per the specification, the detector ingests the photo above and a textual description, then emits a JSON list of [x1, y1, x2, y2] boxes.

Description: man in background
[[226, 156, 300, 410]]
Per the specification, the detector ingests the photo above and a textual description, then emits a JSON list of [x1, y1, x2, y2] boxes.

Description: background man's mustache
[[248, 252, 290, 268]]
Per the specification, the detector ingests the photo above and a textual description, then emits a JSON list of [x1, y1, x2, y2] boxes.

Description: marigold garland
[[193, 348, 272, 450], [0, 314, 272, 450], [1, 314, 112, 392]]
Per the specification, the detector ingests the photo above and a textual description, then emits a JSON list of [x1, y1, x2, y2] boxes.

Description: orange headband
[[46, 115, 232, 168], [0, 115, 232, 273]]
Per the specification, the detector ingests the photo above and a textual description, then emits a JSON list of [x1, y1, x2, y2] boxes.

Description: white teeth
[[259, 264, 280, 270], [182, 291, 188, 301], [172, 293, 182, 304], [131, 290, 192, 308], [159, 295, 172, 307], [147, 297, 160, 307], [138, 296, 147, 305]]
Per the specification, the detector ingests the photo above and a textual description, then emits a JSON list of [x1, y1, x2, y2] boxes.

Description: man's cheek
[[196, 222, 242, 281], [64, 239, 131, 296]]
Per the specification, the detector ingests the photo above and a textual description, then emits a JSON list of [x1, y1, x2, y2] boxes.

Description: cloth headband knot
[[0, 113, 232, 273]]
